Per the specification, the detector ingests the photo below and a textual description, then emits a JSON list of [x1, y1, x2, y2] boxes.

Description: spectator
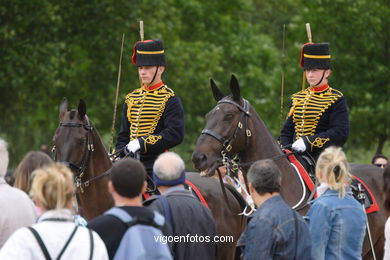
[[14, 151, 53, 194], [5, 169, 14, 186], [144, 152, 217, 260], [0, 138, 37, 248], [382, 164, 390, 259], [0, 163, 108, 259], [237, 159, 311, 260], [88, 158, 172, 260], [372, 154, 388, 169], [307, 146, 367, 259]]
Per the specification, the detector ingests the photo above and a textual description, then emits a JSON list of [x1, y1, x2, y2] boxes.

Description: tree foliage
[[0, 0, 388, 168]]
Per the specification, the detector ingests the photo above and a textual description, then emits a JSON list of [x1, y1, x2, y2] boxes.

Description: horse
[[191, 75, 386, 260], [52, 98, 114, 220], [53, 98, 245, 260]]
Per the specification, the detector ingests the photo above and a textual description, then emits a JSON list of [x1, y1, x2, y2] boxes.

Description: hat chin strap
[[147, 66, 159, 86], [314, 70, 326, 87]]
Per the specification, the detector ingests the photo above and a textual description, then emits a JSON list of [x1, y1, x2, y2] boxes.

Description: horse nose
[[192, 150, 207, 170]]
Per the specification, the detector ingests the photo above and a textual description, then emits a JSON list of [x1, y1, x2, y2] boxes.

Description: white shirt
[[0, 209, 108, 260], [384, 217, 390, 260]]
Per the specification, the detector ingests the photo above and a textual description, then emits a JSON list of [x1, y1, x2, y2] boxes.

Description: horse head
[[192, 75, 252, 176], [53, 98, 93, 176], [53, 98, 113, 219]]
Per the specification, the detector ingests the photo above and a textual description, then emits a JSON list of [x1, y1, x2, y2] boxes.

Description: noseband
[[201, 98, 252, 158], [53, 118, 94, 192]]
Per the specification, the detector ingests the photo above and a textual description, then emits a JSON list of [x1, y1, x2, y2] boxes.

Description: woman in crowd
[[382, 165, 390, 259], [0, 163, 108, 259], [307, 146, 367, 259], [14, 151, 53, 193]]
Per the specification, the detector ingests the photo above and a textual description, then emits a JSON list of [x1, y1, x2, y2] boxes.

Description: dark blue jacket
[[237, 195, 312, 260], [280, 85, 349, 159]]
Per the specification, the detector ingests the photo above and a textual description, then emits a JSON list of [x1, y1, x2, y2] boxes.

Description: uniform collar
[[308, 83, 329, 93], [143, 81, 164, 91]]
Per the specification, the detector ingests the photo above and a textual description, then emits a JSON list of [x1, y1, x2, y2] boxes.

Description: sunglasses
[[374, 163, 387, 168]]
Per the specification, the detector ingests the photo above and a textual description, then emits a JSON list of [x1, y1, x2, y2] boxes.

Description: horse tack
[[201, 98, 252, 167], [54, 117, 95, 193]]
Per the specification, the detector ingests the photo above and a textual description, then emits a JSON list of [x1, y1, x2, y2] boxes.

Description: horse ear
[[210, 79, 225, 102], [59, 98, 68, 120], [229, 74, 240, 101], [78, 99, 86, 120]]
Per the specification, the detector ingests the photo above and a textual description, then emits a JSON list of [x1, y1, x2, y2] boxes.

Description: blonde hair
[[30, 163, 74, 210], [316, 146, 351, 198]]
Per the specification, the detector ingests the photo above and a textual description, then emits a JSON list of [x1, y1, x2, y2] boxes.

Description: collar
[[257, 195, 282, 210], [164, 185, 186, 195], [38, 209, 74, 223], [308, 83, 329, 92], [143, 81, 164, 91]]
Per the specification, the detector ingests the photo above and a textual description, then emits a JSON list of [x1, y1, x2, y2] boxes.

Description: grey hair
[[247, 159, 281, 195], [153, 152, 185, 181], [0, 139, 9, 178]]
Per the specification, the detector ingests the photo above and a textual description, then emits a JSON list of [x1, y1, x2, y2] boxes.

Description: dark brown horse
[[191, 75, 385, 260], [53, 98, 114, 220], [53, 98, 244, 260]]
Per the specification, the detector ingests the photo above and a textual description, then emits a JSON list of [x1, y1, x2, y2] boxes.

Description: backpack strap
[[88, 228, 94, 260], [56, 225, 79, 260], [28, 225, 79, 260], [28, 227, 51, 260], [105, 207, 164, 229], [158, 195, 174, 232]]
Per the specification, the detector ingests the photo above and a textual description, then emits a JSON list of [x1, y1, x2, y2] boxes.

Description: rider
[[280, 42, 349, 160], [115, 39, 185, 178]]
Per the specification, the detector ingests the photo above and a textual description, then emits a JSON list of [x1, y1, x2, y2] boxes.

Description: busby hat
[[300, 43, 331, 70], [132, 39, 166, 67]]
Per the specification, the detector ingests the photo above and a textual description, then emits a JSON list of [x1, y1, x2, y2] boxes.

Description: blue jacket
[[237, 195, 312, 260], [307, 189, 367, 260]]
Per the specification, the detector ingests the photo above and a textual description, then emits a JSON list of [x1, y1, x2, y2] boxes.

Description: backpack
[[105, 207, 173, 260]]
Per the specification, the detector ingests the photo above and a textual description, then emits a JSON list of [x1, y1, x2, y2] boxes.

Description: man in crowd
[[237, 159, 312, 259], [144, 152, 217, 260], [88, 158, 171, 259]]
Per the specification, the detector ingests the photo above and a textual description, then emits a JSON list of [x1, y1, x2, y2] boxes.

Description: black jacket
[[280, 85, 349, 159]]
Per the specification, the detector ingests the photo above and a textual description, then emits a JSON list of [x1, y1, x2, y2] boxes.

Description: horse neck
[[240, 107, 291, 171], [88, 128, 112, 174]]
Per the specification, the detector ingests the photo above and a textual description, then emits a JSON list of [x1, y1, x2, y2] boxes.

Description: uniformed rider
[[280, 42, 349, 159], [115, 39, 185, 177]]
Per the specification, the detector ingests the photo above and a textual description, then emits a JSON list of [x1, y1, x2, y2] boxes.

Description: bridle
[[201, 98, 252, 165], [53, 117, 95, 192]]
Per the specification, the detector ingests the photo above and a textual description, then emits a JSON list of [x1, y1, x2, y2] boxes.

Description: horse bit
[[52, 117, 95, 193]]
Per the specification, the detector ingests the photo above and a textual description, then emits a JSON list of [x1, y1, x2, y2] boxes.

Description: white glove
[[125, 139, 140, 154], [292, 138, 306, 152]]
